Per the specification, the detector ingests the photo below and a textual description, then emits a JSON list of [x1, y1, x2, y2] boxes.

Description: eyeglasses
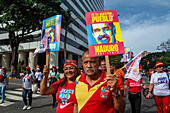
[[63, 66, 75, 71]]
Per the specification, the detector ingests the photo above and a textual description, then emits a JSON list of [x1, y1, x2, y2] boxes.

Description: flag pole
[[46, 50, 50, 68], [99, 51, 146, 88], [105, 55, 111, 75], [98, 64, 126, 88]]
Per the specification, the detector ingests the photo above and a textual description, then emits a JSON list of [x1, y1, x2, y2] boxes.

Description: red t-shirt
[[125, 78, 143, 93], [51, 80, 76, 113]]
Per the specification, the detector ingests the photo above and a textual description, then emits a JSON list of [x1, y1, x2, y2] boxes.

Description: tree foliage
[[141, 51, 170, 71], [0, 0, 65, 72], [109, 54, 123, 68]]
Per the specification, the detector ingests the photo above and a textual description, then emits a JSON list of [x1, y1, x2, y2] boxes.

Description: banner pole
[[105, 55, 111, 75], [46, 51, 50, 68], [98, 64, 126, 88]]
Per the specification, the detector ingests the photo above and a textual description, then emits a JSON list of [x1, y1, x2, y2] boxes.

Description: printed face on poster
[[121, 47, 132, 62], [86, 10, 125, 57], [42, 15, 62, 52]]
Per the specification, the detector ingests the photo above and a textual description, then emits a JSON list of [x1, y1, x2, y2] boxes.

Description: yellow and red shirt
[[75, 71, 115, 113]]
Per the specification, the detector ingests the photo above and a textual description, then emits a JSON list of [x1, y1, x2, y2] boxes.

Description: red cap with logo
[[155, 61, 164, 68]]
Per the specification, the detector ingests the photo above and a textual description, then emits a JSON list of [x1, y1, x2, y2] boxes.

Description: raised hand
[[43, 65, 49, 77], [105, 74, 117, 94]]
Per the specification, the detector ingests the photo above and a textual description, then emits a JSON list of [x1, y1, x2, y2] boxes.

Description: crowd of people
[[0, 50, 170, 113]]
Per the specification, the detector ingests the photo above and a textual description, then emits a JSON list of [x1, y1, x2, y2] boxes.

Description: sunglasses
[[157, 65, 164, 68]]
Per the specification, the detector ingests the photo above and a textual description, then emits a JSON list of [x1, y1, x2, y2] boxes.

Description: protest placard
[[33, 15, 62, 66], [121, 47, 132, 62], [86, 10, 125, 57]]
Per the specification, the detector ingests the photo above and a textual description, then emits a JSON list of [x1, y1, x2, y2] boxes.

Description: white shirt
[[150, 72, 170, 96], [23, 74, 32, 89], [35, 72, 42, 81]]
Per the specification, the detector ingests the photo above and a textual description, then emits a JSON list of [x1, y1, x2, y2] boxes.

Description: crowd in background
[[0, 52, 170, 113]]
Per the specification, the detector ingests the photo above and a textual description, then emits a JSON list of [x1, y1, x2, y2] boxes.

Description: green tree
[[0, 0, 65, 72], [109, 54, 123, 68], [141, 51, 170, 71], [157, 39, 170, 52], [156, 52, 170, 66]]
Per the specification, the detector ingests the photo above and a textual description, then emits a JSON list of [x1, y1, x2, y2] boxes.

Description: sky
[[104, 0, 170, 55]]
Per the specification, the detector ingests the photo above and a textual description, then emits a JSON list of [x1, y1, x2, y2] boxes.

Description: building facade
[[0, 0, 104, 72]]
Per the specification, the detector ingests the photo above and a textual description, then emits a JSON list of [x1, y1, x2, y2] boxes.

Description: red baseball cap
[[52, 65, 56, 68], [25, 66, 31, 70], [155, 61, 164, 68]]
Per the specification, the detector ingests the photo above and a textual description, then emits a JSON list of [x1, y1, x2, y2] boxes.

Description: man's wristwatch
[[112, 90, 120, 98]]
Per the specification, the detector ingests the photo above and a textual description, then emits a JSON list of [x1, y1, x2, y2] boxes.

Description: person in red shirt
[[40, 60, 79, 113], [75, 50, 126, 113], [124, 78, 146, 113]]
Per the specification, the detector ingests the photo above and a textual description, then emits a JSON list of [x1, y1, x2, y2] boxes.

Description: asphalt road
[[0, 76, 157, 113], [125, 76, 157, 113], [0, 79, 56, 113]]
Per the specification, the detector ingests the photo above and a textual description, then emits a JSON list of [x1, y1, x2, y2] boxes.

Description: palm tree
[[62, 9, 81, 60]]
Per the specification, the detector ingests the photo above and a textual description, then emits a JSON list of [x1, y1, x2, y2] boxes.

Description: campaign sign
[[86, 10, 125, 57], [42, 15, 62, 52], [121, 47, 132, 62]]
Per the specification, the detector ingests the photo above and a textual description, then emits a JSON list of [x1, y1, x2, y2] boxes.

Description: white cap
[[37, 68, 40, 70]]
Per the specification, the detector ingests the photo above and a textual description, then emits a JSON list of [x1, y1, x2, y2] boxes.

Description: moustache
[[98, 35, 110, 40], [86, 68, 95, 72]]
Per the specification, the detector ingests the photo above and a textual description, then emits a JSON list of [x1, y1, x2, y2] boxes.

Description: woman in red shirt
[[124, 78, 146, 113], [40, 60, 79, 113]]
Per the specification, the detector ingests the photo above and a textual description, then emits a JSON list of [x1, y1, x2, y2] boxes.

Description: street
[[0, 79, 55, 113], [125, 76, 157, 113], [0, 76, 157, 113]]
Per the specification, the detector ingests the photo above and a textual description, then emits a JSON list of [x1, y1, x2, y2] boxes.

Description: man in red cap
[[146, 61, 170, 113]]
